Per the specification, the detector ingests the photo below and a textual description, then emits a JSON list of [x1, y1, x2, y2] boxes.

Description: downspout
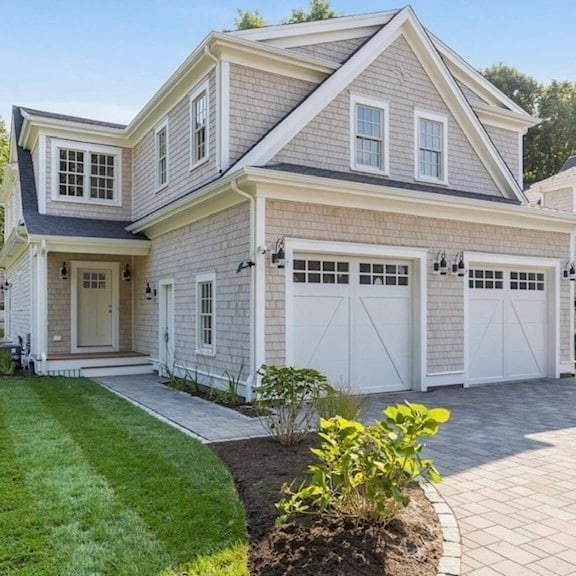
[[231, 180, 258, 402]]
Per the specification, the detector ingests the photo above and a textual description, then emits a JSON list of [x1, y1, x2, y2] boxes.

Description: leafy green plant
[[0, 349, 16, 375], [213, 363, 245, 405], [255, 365, 333, 446], [316, 387, 365, 421], [277, 402, 450, 526]]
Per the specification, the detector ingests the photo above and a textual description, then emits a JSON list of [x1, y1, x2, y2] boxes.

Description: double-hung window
[[52, 139, 122, 205], [350, 95, 389, 175], [155, 119, 169, 190], [415, 111, 448, 184], [190, 81, 209, 169], [196, 272, 215, 355]]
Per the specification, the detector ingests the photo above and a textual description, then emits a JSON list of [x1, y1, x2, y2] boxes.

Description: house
[[2, 6, 575, 398]]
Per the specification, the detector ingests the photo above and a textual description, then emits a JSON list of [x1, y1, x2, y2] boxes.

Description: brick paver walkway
[[364, 379, 576, 576]]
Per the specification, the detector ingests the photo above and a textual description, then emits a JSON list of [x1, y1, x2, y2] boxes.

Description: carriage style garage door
[[468, 267, 548, 384], [292, 254, 413, 393]]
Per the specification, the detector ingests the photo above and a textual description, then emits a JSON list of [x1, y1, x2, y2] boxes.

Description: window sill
[[195, 348, 216, 358], [351, 165, 389, 177], [51, 195, 122, 208], [414, 175, 449, 187], [190, 157, 209, 172], [155, 182, 169, 194]]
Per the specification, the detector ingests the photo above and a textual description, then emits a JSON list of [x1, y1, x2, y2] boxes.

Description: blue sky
[[1, 1, 574, 127]]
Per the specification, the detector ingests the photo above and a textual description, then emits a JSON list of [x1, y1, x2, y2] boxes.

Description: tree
[[235, 9, 266, 30], [283, 0, 337, 24], [0, 117, 8, 187]]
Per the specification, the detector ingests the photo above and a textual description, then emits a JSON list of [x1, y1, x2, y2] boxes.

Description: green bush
[[316, 387, 365, 421], [277, 402, 450, 526], [255, 365, 333, 446], [0, 349, 16, 376]]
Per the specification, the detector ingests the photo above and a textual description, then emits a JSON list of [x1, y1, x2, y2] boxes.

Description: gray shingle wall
[[265, 199, 571, 373], [7, 248, 31, 344], [456, 80, 488, 107], [485, 124, 520, 183], [287, 37, 367, 64], [272, 35, 503, 198], [543, 187, 574, 213]]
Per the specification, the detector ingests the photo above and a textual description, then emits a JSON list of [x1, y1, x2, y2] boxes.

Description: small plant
[[276, 402, 450, 526], [255, 365, 333, 446], [0, 349, 16, 376], [316, 387, 365, 421]]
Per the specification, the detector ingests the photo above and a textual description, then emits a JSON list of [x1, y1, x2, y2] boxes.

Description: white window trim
[[196, 271, 216, 356], [350, 94, 390, 176], [155, 118, 169, 192], [414, 109, 448, 186], [50, 138, 122, 206], [189, 80, 210, 172]]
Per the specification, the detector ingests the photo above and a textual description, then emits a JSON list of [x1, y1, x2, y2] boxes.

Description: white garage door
[[468, 267, 548, 384], [292, 255, 412, 393]]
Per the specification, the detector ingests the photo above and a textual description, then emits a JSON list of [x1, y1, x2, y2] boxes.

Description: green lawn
[[0, 377, 248, 576]]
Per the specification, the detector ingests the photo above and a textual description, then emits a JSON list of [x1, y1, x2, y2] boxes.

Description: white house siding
[[456, 81, 488, 107], [132, 202, 251, 381], [132, 72, 218, 222], [265, 199, 571, 373], [272, 35, 503, 198], [543, 187, 574, 213], [7, 248, 31, 344], [46, 253, 133, 355], [485, 125, 521, 184], [228, 65, 316, 166], [43, 138, 133, 221], [287, 37, 368, 64]]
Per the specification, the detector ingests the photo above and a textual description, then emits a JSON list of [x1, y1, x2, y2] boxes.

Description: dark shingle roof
[[560, 155, 576, 172], [264, 163, 521, 205], [20, 106, 127, 129], [12, 106, 146, 240]]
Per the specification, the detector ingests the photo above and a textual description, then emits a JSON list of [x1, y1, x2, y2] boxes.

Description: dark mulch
[[211, 435, 443, 576]]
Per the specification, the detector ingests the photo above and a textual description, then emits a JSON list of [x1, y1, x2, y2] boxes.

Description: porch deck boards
[[47, 351, 148, 361]]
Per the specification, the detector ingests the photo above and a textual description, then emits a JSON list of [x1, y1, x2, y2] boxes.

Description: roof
[[12, 106, 146, 241], [265, 163, 520, 205], [20, 107, 127, 130], [560, 155, 576, 172]]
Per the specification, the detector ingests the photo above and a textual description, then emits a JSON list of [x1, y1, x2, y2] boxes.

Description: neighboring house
[[1, 6, 575, 396]]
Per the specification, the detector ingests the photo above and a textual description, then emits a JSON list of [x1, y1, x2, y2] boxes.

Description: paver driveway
[[364, 379, 576, 576]]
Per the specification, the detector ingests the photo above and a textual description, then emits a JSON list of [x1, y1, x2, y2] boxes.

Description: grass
[[0, 377, 248, 576]]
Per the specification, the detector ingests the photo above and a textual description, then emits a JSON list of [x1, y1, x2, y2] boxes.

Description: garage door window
[[359, 263, 409, 286], [468, 269, 504, 289], [293, 259, 350, 284], [510, 271, 545, 291]]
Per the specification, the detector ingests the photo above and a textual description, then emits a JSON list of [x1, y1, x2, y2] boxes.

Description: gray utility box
[[0, 343, 21, 365]]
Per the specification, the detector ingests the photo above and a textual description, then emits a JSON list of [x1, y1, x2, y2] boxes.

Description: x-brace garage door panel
[[293, 256, 412, 393], [469, 268, 547, 384]]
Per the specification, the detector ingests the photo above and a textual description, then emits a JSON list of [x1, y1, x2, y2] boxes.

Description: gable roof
[[227, 6, 525, 203]]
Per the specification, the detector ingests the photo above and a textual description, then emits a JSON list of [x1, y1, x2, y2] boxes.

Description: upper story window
[[155, 119, 169, 191], [190, 80, 209, 170], [350, 94, 389, 175], [414, 110, 448, 185], [51, 139, 122, 206]]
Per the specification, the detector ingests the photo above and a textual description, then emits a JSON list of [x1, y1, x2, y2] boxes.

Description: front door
[[159, 281, 175, 374], [72, 262, 119, 352]]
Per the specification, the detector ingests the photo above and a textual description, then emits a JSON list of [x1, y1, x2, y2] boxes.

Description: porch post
[[36, 240, 48, 373]]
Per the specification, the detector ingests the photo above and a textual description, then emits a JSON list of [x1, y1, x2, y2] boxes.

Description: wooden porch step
[[81, 363, 155, 378]]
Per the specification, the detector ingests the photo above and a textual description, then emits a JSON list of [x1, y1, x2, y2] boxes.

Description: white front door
[[293, 255, 412, 393], [72, 261, 119, 352], [468, 267, 548, 384], [159, 281, 175, 374]]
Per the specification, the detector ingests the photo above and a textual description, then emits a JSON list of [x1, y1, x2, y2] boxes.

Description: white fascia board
[[473, 103, 540, 133], [27, 235, 151, 256], [227, 10, 398, 43], [242, 166, 576, 233]]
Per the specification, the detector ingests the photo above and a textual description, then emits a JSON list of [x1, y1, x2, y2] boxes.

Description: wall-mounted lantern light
[[452, 252, 466, 277], [0, 281, 10, 292], [271, 238, 286, 269], [145, 282, 156, 300], [432, 251, 448, 276], [563, 261, 576, 281], [122, 264, 132, 282], [59, 262, 68, 280]]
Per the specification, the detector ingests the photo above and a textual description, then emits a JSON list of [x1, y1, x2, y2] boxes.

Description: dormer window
[[190, 80, 209, 169], [350, 94, 389, 176], [51, 139, 122, 205], [414, 110, 448, 185]]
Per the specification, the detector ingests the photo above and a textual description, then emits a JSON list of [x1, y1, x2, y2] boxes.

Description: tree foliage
[[0, 117, 8, 243], [483, 64, 576, 185], [234, 8, 266, 30], [283, 0, 337, 24]]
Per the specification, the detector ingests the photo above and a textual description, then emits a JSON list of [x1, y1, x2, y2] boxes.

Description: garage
[[292, 254, 413, 393], [468, 266, 549, 384]]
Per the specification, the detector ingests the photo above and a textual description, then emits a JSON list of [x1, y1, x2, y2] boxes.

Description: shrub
[[255, 365, 333, 446], [316, 387, 365, 421], [276, 402, 450, 526], [0, 349, 16, 376]]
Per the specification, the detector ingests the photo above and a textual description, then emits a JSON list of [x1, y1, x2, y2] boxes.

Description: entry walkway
[[97, 375, 576, 576]]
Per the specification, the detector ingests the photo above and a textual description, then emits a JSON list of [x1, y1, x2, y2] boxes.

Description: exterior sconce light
[[59, 262, 68, 280], [122, 264, 132, 281], [145, 282, 156, 300], [452, 252, 466, 277], [271, 238, 286, 269], [563, 261, 576, 281], [0, 281, 10, 292], [432, 251, 448, 276]]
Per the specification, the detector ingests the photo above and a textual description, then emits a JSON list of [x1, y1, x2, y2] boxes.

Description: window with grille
[[82, 272, 106, 289], [351, 95, 389, 174], [359, 263, 409, 286], [510, 271, 545, 291], [196, 273, 215, 354], [415, 111, 447, 184], [468, 269, 504, 289], [293, 259, 350, 284], [190, 83, 209, 168], [155, 121, 168, 189]]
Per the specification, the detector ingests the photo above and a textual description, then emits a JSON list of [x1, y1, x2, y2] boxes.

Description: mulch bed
[[212, 435, 443, 576]]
